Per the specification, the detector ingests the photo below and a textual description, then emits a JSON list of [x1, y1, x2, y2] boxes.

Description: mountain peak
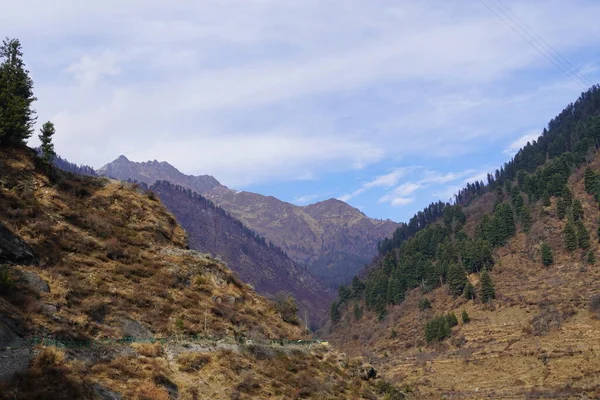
[[98, 155, 223, 194]]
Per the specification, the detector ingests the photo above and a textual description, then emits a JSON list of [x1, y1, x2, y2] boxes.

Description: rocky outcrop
[[18, 270, 49, 293], [0, 223, 36, 265]]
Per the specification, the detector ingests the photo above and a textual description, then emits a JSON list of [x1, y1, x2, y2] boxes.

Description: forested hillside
[[329, 86, 600, 398]]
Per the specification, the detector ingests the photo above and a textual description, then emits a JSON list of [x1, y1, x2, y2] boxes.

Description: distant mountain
[[34, 149, 97, 177], [98, 155, 221, 193], [98, 157, 400, 287], [150, 180, 334, 326]]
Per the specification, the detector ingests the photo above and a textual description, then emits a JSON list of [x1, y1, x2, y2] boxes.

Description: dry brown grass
[[0, 147, 390, 399]]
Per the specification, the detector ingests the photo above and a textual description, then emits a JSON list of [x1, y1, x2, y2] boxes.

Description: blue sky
[[3, 0, 600, 222]]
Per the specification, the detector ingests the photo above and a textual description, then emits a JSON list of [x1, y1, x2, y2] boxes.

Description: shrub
[[390, 329, 397, 339], [418, 297, 431, 310], [531, 306, 562, 336], [425, 314, 451, 343], [0, 265, 14, 294], [445, 312, 458, 328], [275, 291, 300, 325], [541, 242, 553, 267], [464, 281, 476, 300], [461, 309, 470, 323]]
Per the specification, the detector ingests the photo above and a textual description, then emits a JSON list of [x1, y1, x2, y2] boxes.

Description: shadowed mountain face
[[150, 180, 334, 327], [98, 157, 400, 288]]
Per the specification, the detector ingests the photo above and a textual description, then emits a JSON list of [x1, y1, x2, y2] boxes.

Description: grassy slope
[[0, 147, 391, 400], [330, 153, 600, 399]]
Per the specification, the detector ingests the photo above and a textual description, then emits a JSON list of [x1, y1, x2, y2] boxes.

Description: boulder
[[359, 364, 377, 381], [0, 224, 36, 265], [92, 384, 122, 400], [118, 318, 154, 339], [18, 270, 49, 293]]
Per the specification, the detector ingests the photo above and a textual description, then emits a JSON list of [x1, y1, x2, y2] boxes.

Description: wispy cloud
[[294, 193, 328, 205], [503, 130, 541, 155], [338, 167, 412, 201]]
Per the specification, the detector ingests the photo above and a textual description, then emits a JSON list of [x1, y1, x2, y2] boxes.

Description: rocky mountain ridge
[[98, 156, 400, 288]]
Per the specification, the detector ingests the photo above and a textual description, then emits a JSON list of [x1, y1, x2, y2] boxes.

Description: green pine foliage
[[542, 191, 551, 207], [338, 284, 351, 304], [587, 250, 596, 265], [576, 220, 590, 249], [445, 312, 458, 328], [520, 204, 532, 233], [463, 281, 476, 300], [353, 303, 363, 321], [572, 199, 584, 222], [447, 263, 467, 297], [461, 309, 470, 323], [584, 167, 597, 194], [541, 242, 554, 267], [0, 38, 37, 146], [480, 269, 495, 303], [425, 315, 451, 344], [418, 297, 431, 310], [561, 186, 573, 205], [339, 86, 600, 323], [462, 238, 494, 273], [556, 198, 567, 220], [351, 276, 365, 299], [564, 221, 578, 252], [38, 121, 56, 166], [330, 301, 341, 324]]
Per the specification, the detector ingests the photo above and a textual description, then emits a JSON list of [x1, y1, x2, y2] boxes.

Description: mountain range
[[98, 156, 399, 288]]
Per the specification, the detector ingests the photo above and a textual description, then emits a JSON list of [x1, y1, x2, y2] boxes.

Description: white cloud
[[66, 50, 121, 85], [9, 0, 600, 190], [294, 193, 327, 205], [503, 131, 541, 155], [338, 167, 411, 201]]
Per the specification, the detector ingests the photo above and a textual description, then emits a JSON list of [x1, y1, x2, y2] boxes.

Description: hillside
[[98, 157, 400, 288], [0, 146, 395, 400], [150, 180, 335, 327], [328, 86, 600, 398]]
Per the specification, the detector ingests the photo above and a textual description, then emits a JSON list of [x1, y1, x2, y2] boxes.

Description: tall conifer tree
[[0, 38, 37, 145]]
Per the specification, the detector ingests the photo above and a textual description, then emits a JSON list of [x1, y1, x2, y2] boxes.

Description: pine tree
[[520, 205, 532, 233], [330, 301, 341, 324], [541, 242, 553, 267], [38, 121, 56, 166], [0, 38, 37, 145], [561, 186, 573, 206], [572, 199, 584, 222], [564, 221, 578, 252], [576, 220, 590, 249], [461, 309, 470, 323], [447, 263, 467, 297], [353, 303, 362, 321], [464, 281, 476, 300], [542, 191, 551, 207], [584, 167, 597, 194], [480, 268, 495, 303], [587, 250, 596, 265], [556, 198, 567, 220], [445, 312, 458, 328]]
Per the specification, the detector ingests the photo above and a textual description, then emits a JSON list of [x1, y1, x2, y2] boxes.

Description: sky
[[3, 0, 600, 222]]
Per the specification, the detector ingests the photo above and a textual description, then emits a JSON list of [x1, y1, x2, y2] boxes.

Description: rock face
[[18, 270, 49, 293], [0, 223, 36, 265], [98, 157, 399, 287], [151, 181, 334, 326]]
